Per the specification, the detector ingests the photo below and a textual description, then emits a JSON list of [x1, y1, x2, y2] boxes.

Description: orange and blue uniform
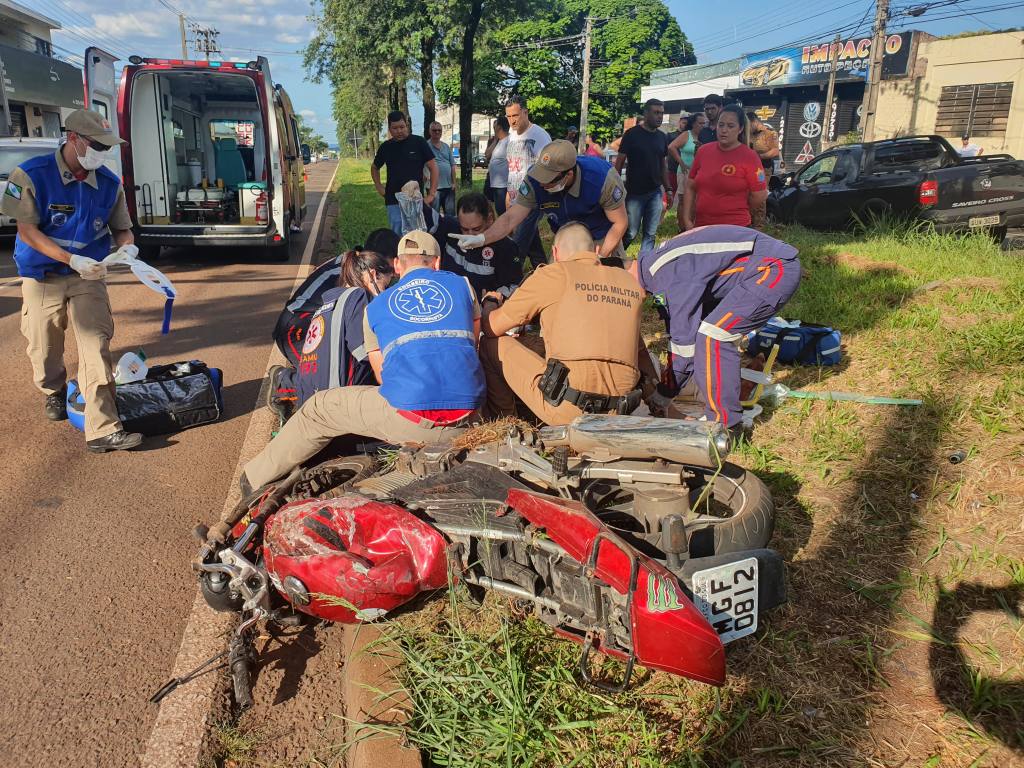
[[638, 225, 800, 427]]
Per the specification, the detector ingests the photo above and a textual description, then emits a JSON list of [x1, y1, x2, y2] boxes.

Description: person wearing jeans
[[614, 99, 671, 254], [625, 189, 664, 255], [371, 111, 438, 234]]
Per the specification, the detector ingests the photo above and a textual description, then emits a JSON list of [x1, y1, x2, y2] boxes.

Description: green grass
[[322, 159, 1024, 768]]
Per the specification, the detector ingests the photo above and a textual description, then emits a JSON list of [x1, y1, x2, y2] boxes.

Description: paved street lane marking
[[140, 165, 338, 768]]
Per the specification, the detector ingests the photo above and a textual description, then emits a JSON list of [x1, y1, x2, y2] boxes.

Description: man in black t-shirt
[[371, 111, 439, 234], [698, 94, 723, 145], [614, 98, 670, 253]]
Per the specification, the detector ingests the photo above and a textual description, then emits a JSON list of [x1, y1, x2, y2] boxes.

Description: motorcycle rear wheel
[[581, 461, 774, 558]]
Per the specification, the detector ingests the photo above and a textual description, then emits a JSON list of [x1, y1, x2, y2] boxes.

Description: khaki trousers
[[479, 336, 584, 426], [244, 385, 471, 489], [21, 274, 120, 440]]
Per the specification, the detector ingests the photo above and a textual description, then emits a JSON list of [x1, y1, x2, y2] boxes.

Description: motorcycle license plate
[[690, 557, 758, 643], [969, 215, 1000, 228]]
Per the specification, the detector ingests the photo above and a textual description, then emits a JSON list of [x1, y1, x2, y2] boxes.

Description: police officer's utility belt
[[539, 358, 641, 415]]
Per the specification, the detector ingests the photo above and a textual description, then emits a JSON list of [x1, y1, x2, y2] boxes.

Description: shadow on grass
[[930, 582, 1024, 754]]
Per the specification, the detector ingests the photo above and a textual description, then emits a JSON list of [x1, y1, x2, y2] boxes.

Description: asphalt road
[[0, 160, 338, 767]]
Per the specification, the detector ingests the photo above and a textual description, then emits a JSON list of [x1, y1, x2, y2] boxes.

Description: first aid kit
[[67, 360, 223, 435], [747, 318, 842, 366]]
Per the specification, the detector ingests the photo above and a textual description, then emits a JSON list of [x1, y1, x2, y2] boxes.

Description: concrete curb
[[341, 624, 423, 768]]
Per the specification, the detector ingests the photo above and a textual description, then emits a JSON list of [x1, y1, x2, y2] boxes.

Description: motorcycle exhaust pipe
[[541, 415, 730, 467]]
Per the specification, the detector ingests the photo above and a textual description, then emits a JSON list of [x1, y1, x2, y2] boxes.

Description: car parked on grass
[[768, 135, 1024, 240], [0, 137, 61, 235]]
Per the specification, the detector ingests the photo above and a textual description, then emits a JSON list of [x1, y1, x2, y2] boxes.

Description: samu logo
[[647, 573, 683, 613]]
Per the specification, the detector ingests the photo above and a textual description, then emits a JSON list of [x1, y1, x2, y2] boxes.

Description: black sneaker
[[87, 429, 143, 453], [265, 365, 293, 422], [45, 388, 68, 421]]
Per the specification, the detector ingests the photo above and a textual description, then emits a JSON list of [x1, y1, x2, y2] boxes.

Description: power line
[[34, 0, 136, 60]]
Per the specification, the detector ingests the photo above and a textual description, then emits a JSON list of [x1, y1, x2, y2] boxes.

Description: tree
[[440, 0, 693, 142]]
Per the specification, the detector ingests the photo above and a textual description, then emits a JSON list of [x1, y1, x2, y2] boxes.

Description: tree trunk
[[388, 79, 400, 112], [458, 0, 484, 187], [420, 33, 437, 137], [398, 74, 410, 124]]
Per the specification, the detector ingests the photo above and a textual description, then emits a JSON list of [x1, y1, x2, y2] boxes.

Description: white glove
[[448, 232, 486, 250], [69, 254, 106, 280], [105, 244, 139, 266]]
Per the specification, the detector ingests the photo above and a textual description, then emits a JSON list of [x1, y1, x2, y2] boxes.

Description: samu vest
[[13, 153, 121, 279], [291, 286, 374, 407], [528, 155, 613, 241], [366, 268, 485, 411]]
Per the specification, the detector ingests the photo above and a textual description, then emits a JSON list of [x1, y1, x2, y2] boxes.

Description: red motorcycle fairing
[[263, 495, 450, 623], [507, 489, 727, 686]]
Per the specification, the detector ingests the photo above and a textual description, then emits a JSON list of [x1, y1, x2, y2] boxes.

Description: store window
[[935, 82, 1013, 139]]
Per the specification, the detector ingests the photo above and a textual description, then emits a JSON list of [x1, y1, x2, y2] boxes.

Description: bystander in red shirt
[[688, 143, 766, 227]]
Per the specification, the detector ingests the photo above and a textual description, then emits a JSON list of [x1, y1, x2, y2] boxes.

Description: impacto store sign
[[739, 32, 914, 88], [0, 45, 85, 109]]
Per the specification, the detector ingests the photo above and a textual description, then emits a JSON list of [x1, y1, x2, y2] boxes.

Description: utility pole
[[178, 14, 188, 59], [577, 16, 593, 154], [860, 0, 890, 142], [822, 33, 842, 149]]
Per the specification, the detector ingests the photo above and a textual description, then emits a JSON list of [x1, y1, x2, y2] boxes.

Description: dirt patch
[[828, 251, 916, 275]]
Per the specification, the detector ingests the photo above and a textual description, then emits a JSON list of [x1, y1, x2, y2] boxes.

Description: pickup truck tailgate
[[922, 157, 1024, 230]]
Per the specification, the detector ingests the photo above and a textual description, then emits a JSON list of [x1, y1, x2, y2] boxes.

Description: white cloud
[[67, 11, 167, 41], [276, 33, 305, 45], [299, 108, 318, 124]]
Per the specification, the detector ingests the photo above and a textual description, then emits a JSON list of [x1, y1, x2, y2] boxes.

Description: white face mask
[[74, 138, 111, 171], [545, 181, 567, 194]]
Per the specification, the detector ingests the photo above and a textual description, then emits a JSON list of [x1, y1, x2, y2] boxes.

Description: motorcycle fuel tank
[[263, 494, 450, 623]]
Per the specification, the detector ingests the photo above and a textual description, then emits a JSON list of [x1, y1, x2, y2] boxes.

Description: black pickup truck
[[768, 135, 1024, 239]]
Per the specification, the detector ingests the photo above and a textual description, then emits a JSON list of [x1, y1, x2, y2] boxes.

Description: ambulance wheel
[[265, 242, 291, 262], [137, 244, 161, 261]]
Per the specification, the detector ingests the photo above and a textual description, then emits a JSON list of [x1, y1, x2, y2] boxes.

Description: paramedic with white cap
[[1, 108, 143, 452]]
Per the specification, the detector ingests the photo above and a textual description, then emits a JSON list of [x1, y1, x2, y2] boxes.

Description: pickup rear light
[[919, 180, 938, 207]]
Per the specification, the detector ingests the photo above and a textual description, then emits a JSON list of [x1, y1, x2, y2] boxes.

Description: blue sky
[[36, 0, 1023, 143]]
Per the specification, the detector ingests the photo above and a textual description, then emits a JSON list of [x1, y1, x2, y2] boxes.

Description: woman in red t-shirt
[[680, 104, 768, 231]]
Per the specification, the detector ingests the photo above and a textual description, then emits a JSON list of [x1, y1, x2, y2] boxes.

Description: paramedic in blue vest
[[266, 248, 396, 422], [241, 230, 484, 492], [448, 139, 630, 267], [2, 109, 142, 453], [635, 225, 801, 433]]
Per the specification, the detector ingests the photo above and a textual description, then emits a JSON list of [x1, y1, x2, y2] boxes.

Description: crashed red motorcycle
[[189, 415, 785, 708]]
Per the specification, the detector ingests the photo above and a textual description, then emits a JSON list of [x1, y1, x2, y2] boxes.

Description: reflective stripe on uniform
[[698, 319, 743, 343], [647, 241, 756, 276], [49, 228, 108, 250], [328, 287, 360, 389], [670, 341, 695, 357], [287, 259, 341, 312], [350, 343, 367, 361], [381, 329, 475, 359], [445, 244, 494, 276]]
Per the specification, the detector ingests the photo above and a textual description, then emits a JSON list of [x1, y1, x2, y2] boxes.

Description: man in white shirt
[[958, 134, 983, 158], [504, 95, 551, 267], [427, 121, 456, 215]]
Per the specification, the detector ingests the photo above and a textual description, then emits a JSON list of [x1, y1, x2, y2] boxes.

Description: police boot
[[87, 429, 143, 453], [45, 388, 68, 421]]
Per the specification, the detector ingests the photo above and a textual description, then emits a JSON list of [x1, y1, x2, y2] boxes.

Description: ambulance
[[85, 47, 306, 259]]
